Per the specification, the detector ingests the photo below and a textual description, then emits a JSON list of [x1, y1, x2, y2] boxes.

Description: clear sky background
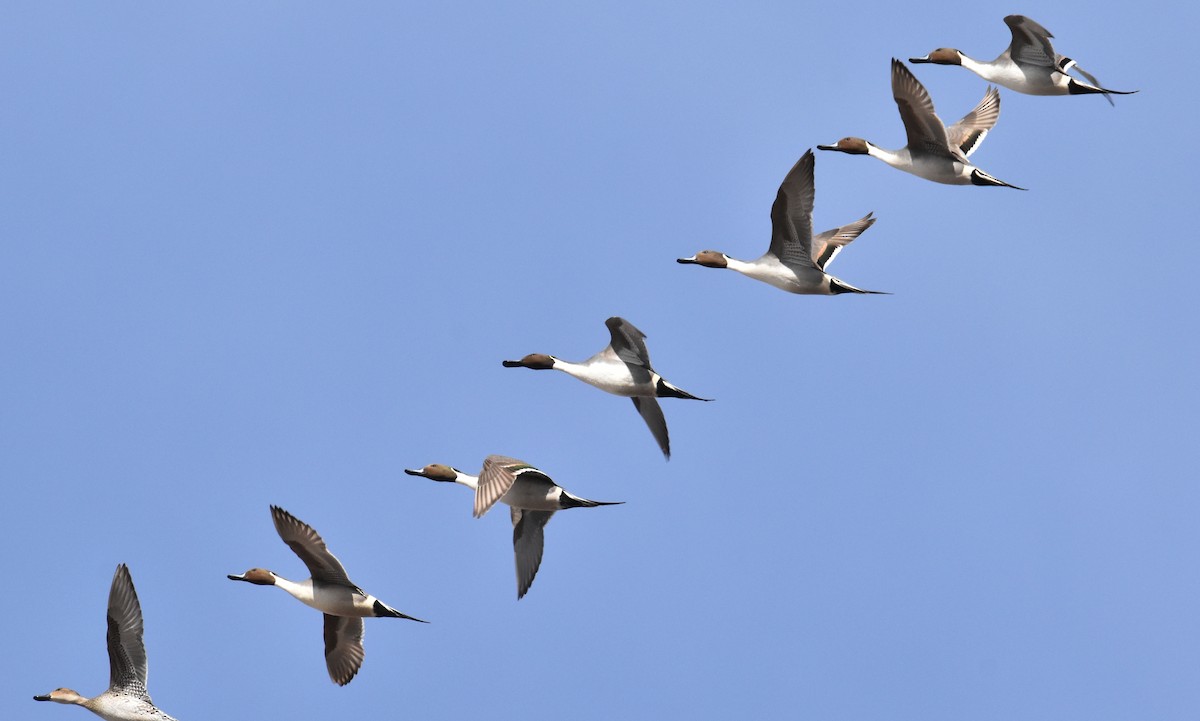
[[3, 2, 1197, 719]]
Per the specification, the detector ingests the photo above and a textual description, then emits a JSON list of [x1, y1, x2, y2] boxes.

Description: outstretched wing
[[766, 150, 817, 270], [1004, 15, 1059, 68], [271, 506, 358, 590], [106, 564, 152, 700], [891, 59, 955, 159], [946, 86, 1000, 158], [811, 213, 876, 271], [511, 508, 555, 599], [323, 614, 365, 686], [605, 316, 654, 374], [632, 396, 671, 459]]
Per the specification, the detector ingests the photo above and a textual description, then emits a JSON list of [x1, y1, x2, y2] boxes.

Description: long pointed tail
[[830, 278, 891, 295], [969, 168, 1026, 190], [655, 378, 713, 401], [373, 599, 429, 623], [1060, 57, 1137, 106], [561, 494, 624, 509]]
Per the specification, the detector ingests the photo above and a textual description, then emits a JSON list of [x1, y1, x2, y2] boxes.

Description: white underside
[[275, 576, 380, 617], [875, 146, 976, 185], [725, 256, 832, 294], [963, 55, 1068, 95], [554, 357, 656, 396]]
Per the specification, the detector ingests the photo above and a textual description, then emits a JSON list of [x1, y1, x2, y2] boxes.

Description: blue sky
[[3, 2, 1197, 719]]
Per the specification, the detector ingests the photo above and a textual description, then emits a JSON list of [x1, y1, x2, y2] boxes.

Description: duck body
[[503, 317, 710, 458], [909, 16, 1136, 102], [406, 457, 622, 598], [819, 59, 1023, 190], [263, 574, 403, 618], [678, 150, 882, 294], [35, 691, 178, 721], [227, 506, 426, 685]]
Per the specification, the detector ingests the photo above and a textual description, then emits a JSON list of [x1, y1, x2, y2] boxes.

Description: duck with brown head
[[406, 455, 622, 599], [502, 316, 710, 459], [909, 16, 1136, 103], [679, 149, 886, 296], [819, 59, 1024, 189], [227, 505, 427, 686]]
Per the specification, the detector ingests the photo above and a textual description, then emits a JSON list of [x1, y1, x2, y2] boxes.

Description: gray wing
[[271, 506, 359, 590], [632, 396, 670, 459], [946, 86, 1000, 158], [811, 213, 876, 271], [1004, 15, 1059, 68], [891, 59, 956, 159], [476, 455, 552, 518], [323, 614, 365, 686], [106, 564, 152, 700], [511, 508, 554, 599], [604, 317, 654, 377], [766, 150, 817, 270]]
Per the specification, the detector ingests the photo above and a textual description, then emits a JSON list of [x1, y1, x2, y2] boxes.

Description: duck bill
[[909, 55, 932, 63], [227, 573, 248, 582], [676, 256, 697, 264]]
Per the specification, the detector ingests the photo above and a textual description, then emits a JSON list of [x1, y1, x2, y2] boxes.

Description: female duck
[[34, 564, 181, 721]]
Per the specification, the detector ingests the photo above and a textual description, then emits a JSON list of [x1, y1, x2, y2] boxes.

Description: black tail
[[561, 494, 624, 509], [970, 168, 1026, 190], [655, 378, 712, 401], [1067, 78, 1138, 102], [373, 599, 428, 623]]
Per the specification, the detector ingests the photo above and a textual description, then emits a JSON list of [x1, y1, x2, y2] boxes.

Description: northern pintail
[[34, 564, 180, 721], [819, 59, 1024, 189], [502, 316, 711, 459], [228, 505, 427, 686], [406, 455, 622, 598], [910, 16, 1136, 105], [678, 149, 886, 295]]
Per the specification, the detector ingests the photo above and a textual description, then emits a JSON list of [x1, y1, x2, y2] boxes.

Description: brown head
[[33, 689, 85, 705], [404, 464, 459, 482], [501, 353, 555, 370], [227, 568, 277, 585], [677, 250, 729, 269], [909, 48, 962, 65], [817, 137, 871, 155]]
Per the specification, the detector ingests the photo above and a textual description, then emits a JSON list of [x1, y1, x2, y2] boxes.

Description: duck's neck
[[868, 143, 912, 169], [960, 52, 1002, 80], [272, 575, 316, 606], [723, 256, 755, 274], [452, 471, 480, 491]]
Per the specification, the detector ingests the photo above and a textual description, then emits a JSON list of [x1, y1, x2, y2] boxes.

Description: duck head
[[676, 250, 728, 268], [227, 568, 278, 585], [909, 48, 963, 65], [33, 689, 85, 705], [817, 137, 871, 155], [501, 353, 555, 370], [404, 464, 460, 482]]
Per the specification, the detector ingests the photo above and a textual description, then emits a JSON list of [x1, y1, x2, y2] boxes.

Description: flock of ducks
[[33, 15, 1133, 719]]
